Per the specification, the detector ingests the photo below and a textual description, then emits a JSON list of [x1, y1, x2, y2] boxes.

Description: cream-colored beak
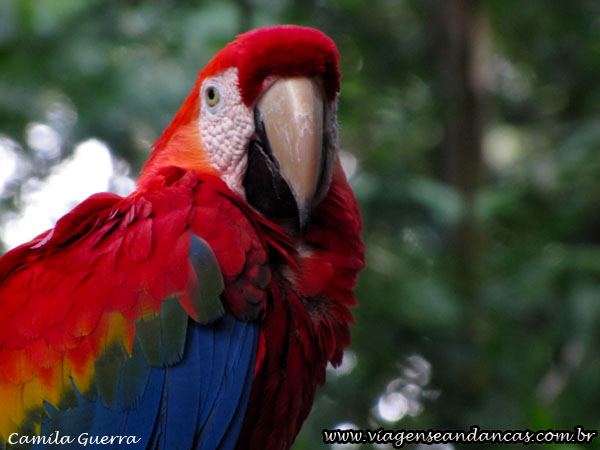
[[256, 77, 324, 229]]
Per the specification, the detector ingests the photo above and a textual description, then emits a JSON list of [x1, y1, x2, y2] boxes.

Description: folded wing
[[0, 169, 259, 450]]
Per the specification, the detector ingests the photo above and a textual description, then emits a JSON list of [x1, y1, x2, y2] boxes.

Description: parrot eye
[[205, 86, 220, 107]]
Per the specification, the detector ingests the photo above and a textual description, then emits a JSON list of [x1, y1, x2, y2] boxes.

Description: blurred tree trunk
[[435, 0, 489, 416], [437, 0, 487, 297]]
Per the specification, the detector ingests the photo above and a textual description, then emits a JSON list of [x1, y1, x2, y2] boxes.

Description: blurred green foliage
[[1, 0, 599, 449]]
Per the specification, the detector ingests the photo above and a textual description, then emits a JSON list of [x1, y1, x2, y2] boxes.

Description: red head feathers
[[204, 25, 341, 105], [146, 25, 341, 169]]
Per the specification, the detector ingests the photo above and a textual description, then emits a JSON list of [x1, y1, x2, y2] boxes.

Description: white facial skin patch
[[198, 68, 254, 197]]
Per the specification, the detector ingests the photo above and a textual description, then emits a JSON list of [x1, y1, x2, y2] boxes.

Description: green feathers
[[134, 297, 188, 367], [188, 234, 225, 324], [93, 233, 226, 408]]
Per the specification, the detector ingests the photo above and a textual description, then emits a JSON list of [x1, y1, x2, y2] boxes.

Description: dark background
[[1, 1, 599, 449]]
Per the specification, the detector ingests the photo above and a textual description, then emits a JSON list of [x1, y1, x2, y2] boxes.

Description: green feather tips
[[134, 296, 189, 367], [93, 299, 183, 408], [135, 313, 162, 367], [159, 298, 188, 365], [56, 384, 78, 411], [118, 337, 151, 408], [188, 234, 225, 324], [94, 341, 129, 408]]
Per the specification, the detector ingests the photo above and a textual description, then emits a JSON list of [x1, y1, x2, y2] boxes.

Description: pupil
[[208, 88, 215, 100]]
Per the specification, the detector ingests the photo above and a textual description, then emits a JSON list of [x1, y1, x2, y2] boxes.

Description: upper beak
[[256, 77, 325, 231]]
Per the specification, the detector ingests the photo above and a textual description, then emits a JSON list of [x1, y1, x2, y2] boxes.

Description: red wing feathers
[[0, 167, 273, 442]]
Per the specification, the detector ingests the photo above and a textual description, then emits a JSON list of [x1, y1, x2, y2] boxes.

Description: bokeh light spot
[[377, 391, 409, 423], [0, 137, 24, 196], [26, 122, 62, 160], [1, 139, 135, 250]]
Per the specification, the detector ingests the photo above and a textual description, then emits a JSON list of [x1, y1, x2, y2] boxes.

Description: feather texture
[[0, 168, 270, 448], [236, 159, 364, 450]]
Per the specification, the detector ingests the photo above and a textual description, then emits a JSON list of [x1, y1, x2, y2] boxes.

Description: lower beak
[[256, 77, 325, 231]]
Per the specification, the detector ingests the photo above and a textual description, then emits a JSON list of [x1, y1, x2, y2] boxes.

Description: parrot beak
[[257, 77, 325, 228], [244, 77, 327, 233]]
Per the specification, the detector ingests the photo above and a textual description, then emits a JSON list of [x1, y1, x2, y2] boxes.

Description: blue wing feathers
[[193, 317, 258, 450], [162, 323, 203, 450], [197, 317, 235, 432], [212, 322, 258, 450], [30, 316, 258, 450], [120, 370, 165, 449], [216, 338, 258, 450]]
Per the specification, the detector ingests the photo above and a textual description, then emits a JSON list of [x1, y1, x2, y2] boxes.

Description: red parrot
[[0, 25, 364, 450]]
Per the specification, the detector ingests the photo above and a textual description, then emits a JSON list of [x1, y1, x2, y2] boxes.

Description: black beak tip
[[298, 206, 311, 235]]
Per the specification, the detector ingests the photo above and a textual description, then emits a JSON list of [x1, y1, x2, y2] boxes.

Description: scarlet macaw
[[0, 25, 364, 450]]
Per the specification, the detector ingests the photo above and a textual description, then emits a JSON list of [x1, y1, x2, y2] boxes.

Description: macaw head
[[140, 25, 341, 232]]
